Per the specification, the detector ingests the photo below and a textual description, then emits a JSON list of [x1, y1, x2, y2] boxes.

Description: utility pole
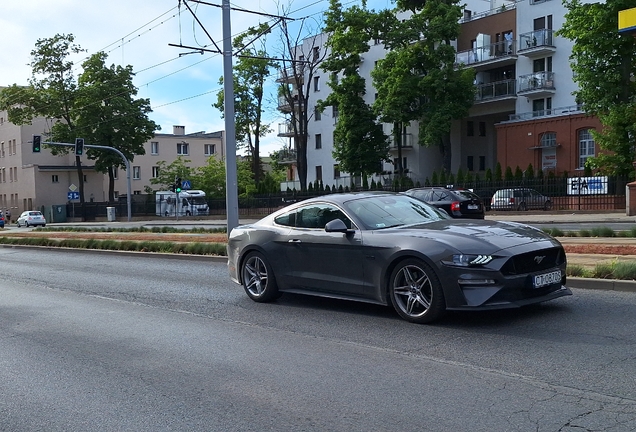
[[223, 0, 239, 236]]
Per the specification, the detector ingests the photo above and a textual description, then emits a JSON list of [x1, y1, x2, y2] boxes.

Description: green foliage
[[485, 168, 492, 182], [214, 24, 274, 184], [448, 172, 455, 186], [322, 0, 390, 180], [525, 163, 535, 179], [456, 167, 465, 185], [424, 177, 431, 186], [439, 170, 447, 186], [431, 171, 439, 185], [150, 156, 194, 190], [559, 0, 636, 176], [514, 166, 523, 181], [494, 163, 502, 181], [504, 166, 514, 181], [370, 0, 474, 172]]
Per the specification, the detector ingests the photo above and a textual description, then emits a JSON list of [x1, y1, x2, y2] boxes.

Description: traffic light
[[75, 138, 85, 156], [175, 177, 182, 193], [32, 135, 41, 153]]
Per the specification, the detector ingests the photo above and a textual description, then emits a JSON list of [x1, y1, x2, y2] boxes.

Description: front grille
[[500, 247, 565, 275]]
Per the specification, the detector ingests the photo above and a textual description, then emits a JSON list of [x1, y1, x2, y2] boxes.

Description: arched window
[[540, 132, 556, 147], [578, 129, 595, 169]]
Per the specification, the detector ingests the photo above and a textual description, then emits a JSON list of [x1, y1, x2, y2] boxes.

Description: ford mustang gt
[[227, 192, 571, 324]]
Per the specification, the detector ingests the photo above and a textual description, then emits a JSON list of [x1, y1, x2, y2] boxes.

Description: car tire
[[388, 258, 446, 324], [241, 251, 280, 302], [42, 224, 46, 227], [25, 222, 29, 227], [544, 201, 552, 211], [518, 202, 527, 211]]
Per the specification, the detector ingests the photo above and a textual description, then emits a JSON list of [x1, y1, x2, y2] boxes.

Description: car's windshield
[[343, 194, 449, 230]]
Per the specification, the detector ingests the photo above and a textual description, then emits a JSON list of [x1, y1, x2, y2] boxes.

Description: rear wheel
[[544, 200, 552, 211], [241, 251, 279, 302], [388, 259, 446, 324], [518, 202, 527, 211]]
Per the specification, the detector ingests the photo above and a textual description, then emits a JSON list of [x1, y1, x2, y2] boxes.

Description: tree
[[191, 157, 256, 198], [277, 12, 329, 191], [214, 24, 274, 185], [149, 157, 194, 191], [321, 0, 389, 183], [0, 33, 159, 209], [76, 52, 158, 201], [559, 0, 636, 176], [0, 34, 86, 203], [371, 0, 475, 174]]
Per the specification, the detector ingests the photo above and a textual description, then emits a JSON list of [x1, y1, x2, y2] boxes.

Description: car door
[[282, 203, 365, 295]]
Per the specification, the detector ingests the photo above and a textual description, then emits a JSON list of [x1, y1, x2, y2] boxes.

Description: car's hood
[[376, 219, 559, 253]]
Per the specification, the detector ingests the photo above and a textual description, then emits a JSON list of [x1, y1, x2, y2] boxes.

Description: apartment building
[[0, 113, 224, 216], [278, 0, 603, 190]]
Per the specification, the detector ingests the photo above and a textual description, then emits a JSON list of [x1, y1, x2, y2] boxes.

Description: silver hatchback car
[[16, 210, 47, 227], [491, 188, 552, 211]]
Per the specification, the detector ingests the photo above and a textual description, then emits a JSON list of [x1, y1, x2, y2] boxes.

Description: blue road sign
[[67, 191, 80, 200], [182, 179, 192, 190]]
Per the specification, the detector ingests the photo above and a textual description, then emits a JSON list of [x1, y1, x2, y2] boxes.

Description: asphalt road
[[1, 248, 635, 431]]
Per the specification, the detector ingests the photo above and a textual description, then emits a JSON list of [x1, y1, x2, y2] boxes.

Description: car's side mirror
[[325, 219, 354, 234]]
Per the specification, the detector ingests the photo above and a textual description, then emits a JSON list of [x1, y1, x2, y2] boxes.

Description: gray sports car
[[227, 192, 571, 324]]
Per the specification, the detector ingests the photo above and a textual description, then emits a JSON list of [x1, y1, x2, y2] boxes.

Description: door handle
[[288, 239, 302, 243]]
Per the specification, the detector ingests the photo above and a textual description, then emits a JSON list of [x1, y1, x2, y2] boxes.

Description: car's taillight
[[451, 202, 460, 212], [508, 197, 515, 204]]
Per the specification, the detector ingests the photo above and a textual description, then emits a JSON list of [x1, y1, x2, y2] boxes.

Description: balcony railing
[[456, 40, 516, 67], [507, 104, 583, 121], [518, 29, 555, 51], [277, 64, 305, 82], [517, 71, 555, 93], [459, 2, 516, 23], [475, 79, 516, 102], [277, 122, 297, 137], [389, 133, 413, 149], [278, 149, 297, 164]]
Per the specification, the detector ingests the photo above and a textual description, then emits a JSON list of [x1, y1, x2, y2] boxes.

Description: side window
[[296, 204, 353, 229], [274, 210, 296, 227]]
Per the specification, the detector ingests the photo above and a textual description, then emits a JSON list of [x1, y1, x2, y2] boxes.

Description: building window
[[133, 190, 141, 195], [83, 175, 87, 183], [52, 175, 59, 183], [467, 156, 474, 171], [204, 144, 216, 155], [334, 164, 340, 179], [151, 141, 159, 155], [578, 128, 595, 169], [113, 167, 118, 179], [152, 166, 160, 178], [467, 121, 474, 136], [313, 46, 319, 61], [177, 142, 189, 155], [479, 122, 486, 137], [479, 156, 486, 171], [316, 165, 322, 182], [315, 107, 321, 121], [540, 132, 557, 148], [315, 134, 322, 149], [133, 166, 141, 180], [313, 76, 320, 92]]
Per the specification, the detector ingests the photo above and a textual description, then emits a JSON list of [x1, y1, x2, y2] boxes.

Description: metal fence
[[65, 176, 629, 220]]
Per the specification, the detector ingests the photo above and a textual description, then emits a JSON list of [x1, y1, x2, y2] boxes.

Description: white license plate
[[468, 204, 478, 210], [533, 270, 562, 288]]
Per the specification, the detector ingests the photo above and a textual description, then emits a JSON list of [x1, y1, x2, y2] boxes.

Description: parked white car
[[16, 211, 47, 227]]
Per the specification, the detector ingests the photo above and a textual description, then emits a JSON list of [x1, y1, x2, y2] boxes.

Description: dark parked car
[[404, 187, 485, 219], [227, 192, 571, 324], [491, 188, 552, 211]]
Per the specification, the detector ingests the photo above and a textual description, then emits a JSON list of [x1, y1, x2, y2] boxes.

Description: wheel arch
[[381, 251, 444, 305]]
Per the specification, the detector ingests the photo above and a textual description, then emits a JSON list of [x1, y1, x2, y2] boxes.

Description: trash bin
[[106, 207, 116, 222]]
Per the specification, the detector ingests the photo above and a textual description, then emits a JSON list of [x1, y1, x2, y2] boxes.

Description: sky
[[0, 0, 391, 156]]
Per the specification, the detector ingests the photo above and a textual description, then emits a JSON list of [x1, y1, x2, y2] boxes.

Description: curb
[[567, 277, 636, 293]]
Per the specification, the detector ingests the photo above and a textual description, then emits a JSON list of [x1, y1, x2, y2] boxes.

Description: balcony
[[277, 149, 297, 165], [517, 71, 555, 98], [475, 79, 517, 103], [277, 93, 300, 113], [389, 133, 413, 150], [518, 29, 556, 58], [455, 40, 517, 72], [276, 64, 305, 83], [277, 122, 297, 137], [506, 104, 583, 122]]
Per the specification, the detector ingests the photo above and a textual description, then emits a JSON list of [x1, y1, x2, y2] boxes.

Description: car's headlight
[[443, 254, 493, 267]]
